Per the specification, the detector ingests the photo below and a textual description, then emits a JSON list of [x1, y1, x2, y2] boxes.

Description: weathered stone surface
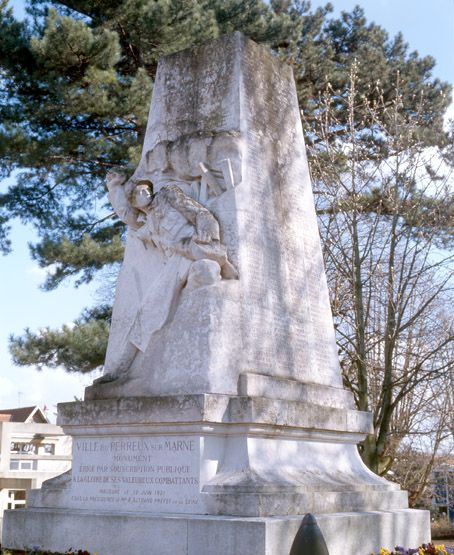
[[58, 395, 371, 434], [3, 508, 430, 555], [93, 31, 342, 400], [237, 373, 355, 409], [2, 33, 430, 554], [20, 396, 401, 518]]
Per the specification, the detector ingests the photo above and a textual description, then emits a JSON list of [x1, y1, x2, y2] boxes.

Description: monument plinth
[[2, 33, 430, 555]]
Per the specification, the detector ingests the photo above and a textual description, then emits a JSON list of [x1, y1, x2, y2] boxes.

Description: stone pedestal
[[21, 394, 407, 516], [3, 391, 429, 554], [4, 509, 429, 555], [2, 33, 430, 554]]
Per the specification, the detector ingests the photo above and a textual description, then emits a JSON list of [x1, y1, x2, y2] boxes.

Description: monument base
[[2, 393, 430, 553], [2, 507, 430, 555]]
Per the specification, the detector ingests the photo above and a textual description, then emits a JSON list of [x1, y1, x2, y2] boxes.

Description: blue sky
[[1, 0, 453, 418], [311, 0, 454, 83]]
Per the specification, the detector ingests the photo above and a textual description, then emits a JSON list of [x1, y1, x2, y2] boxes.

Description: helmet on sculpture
[[131, 180, 154, 210]]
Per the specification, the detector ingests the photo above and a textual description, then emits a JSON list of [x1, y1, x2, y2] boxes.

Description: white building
[[0, 405, 72, 536]]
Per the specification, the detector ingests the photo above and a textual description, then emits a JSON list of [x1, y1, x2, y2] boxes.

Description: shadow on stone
[[289, 513, 329, 555]]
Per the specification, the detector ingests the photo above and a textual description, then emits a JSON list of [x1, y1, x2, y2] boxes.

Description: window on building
[[41, 443, 55, 455], [6, 489, 27, 510], [9, 459, 38, 471]]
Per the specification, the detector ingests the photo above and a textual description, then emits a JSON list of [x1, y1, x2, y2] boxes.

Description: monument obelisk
[[2, 33, 430, 555]]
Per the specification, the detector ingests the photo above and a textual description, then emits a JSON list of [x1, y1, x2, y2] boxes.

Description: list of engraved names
[[70, 436, 201, 513]]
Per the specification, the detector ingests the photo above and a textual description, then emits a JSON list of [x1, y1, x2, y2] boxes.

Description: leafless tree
[[304, 65, 454, 475]]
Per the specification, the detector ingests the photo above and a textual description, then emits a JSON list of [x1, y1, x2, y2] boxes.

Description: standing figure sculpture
[[100, 171, 237, 382]]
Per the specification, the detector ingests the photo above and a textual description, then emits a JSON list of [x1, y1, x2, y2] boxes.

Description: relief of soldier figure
[[98, 134, 241, 383]]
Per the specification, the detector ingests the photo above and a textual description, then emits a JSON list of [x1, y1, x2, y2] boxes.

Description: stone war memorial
[[2, 33, 430, 555]]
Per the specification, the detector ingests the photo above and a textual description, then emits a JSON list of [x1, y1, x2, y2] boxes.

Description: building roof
[[0, 406, 49, 424]]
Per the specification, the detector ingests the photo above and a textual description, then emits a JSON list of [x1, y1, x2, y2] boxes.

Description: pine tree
[[1, 0, 451, 374], [1, 0, 302, 370]]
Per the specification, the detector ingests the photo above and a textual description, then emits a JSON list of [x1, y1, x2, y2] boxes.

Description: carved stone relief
[[99, 132, 242, 382]]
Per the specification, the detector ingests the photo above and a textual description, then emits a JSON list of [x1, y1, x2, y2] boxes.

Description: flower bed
[[0, 550, 93, 555], [371, 545, 454, 555]]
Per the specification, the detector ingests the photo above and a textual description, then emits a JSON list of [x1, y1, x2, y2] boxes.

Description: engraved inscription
[[70, 436, 201, 513]]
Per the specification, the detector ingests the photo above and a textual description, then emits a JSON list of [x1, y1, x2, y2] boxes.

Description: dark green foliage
[[9, 305, 111, 373], [31, 227, 125, 289], [1, 0, 451, 373], [1, 0, 301, 371]]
